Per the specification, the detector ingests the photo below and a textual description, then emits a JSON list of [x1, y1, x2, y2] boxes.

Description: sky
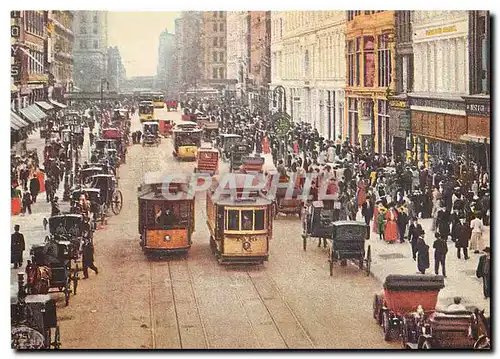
[[108, 12, 180, 78]]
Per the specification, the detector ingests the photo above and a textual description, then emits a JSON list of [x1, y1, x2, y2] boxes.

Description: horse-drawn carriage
[[373, 275, 489, 349], [194, 147, 219, 175], [78, 166, 103, 186], [219, 134, 241, 161], [142, 121, 161, 147], [159, 119, 174, 137], [200, 121, 219, 142], [88, 174, 123, 216], [71, 188, 105, 226], [230, 144, 252, 172], [27, 214, 86, 306], [265, 172, 305, 218], [11, 274, 61, 349], [166, 100, 178, 111]]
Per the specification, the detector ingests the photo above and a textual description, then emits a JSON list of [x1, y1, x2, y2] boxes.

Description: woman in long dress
[[357, 178, 367, 209], [384, 204, 399, 243]]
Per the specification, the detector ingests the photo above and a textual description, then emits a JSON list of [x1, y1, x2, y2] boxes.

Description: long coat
[[384, 209, 399, 242], [29, 176, 40, 195], [476, 254, 491, 298], [82, 242, 95, 266], [11, 232, 25, 263], [416, 239, 430, 272], [455, 222, 471, 248]]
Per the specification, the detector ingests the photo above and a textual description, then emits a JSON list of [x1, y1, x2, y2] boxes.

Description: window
[[397, 11, 412, 44], [219, 52, 224, 62], [93, 13, 98, 23], [93, 40, 99, 49], [219, 22, 224, 31], [377, 100, 389, 154], [377, 35, 391, 87], [397, 54, 414, 93], [347, 40, 355, 86], [226, 210, 239, 230], [80, 40, 88, 49], [364, 36, 375, 87], [241, 210, 253, 230], [213, 37, 218, 46], [213, 51, 217, 62], [254, 210, 265, 230], [219, 11, 223, 18], [327, 91, 335, 140], [213, 67, 218, 79], [81, 14, 87, 23], [213, 22, 218, 31], [355, 38, 361, 86], [93, 26, 98, 34], [348, 98, 358, 143], [477, 12, 489, 93], [219, 67, 224, 78], [213, 11, 217, 18], [219, 37, 224, 46], [80, 26, 86, 34]]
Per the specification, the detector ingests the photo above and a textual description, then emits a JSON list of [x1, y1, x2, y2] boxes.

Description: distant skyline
[[108, 11, 180, 77]]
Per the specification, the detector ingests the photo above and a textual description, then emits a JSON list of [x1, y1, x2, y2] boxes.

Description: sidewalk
[[10, 127, 91, 296]]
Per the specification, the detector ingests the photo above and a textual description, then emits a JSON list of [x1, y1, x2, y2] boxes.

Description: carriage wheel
[[373, 294, 381, 320], [111, 190, 123, 215], [382, 311, 391, 341], [365, 245, 372, 276], [302, 234, 307, 251], [44, 328, 51, 349], [419, 339, 432, 349], [401, 317, 410, 348]]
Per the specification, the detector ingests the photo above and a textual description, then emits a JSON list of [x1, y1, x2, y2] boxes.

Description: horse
[[25, 262, 52, 295], [472, 308, 490, 349]]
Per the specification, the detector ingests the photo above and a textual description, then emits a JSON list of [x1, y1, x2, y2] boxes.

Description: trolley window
[[146, 201, 190, 229], [176, 132, 201, 147], [224, 208, 267, 232], [226, 210, 239, 230], [241, 210, 253, 230], [254, 210, 265, 230]]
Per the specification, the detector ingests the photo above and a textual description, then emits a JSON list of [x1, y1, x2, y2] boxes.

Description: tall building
[[11, 11, 49, 110], [72, 10, 108, 92], [345, 11, 396, 153], [248, 11, 271, 112], [176, 11, 203, 91], [226, 11, 249, 99], [271, 11, 346, 139], [201, 11, 227, 83], [408, 11, 469, 167], [156, 28, 175, 95], [48, 11, 74, 103], [107, 46, 126, 92]]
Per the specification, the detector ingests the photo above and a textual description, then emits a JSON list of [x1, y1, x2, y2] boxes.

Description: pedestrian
[[415, 233, 430, 274], [384, 203, 399, 243], [51, 196, 61, 216], [469, 214, 484, 254], [361, 198, 374, 239], [29, 174, 40, 203], [433, 232, 448, 277], [476, 247, 491, 299], [82, 239, 99, 279], [11, 225, 25, 269], [21, 191, 32, 215], [397, 204, 408, 243], [455, 218, 470, 260]]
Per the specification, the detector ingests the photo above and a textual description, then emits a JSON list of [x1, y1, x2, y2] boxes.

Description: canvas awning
[[11, 111, 29, 130], [460, 134, 490, 145], [35, 101, 54, 111], [19, 105, 46, 124], [49, 99, 67, 109]]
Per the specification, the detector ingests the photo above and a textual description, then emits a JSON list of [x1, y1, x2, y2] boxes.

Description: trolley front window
[[146, 201, 190, 229], [176, 132, 201, 147], [224, 208, 267, 232], [140, 106, 153, 114]]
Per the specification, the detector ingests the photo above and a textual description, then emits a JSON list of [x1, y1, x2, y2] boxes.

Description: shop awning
[[11, 112, 29, 130], [19, 105, 46, 124], [35, 101, 54, 111], [460, 134, 490, 145], [49, 99, 67, 109]]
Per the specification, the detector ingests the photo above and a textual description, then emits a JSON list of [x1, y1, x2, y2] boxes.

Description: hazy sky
[[108, 12, 180, 77]]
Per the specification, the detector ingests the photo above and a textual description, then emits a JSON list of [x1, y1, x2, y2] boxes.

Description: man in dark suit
[[476, 247, 491, 299], [361, 198, 374, 239], [11, 225, 25, 269], [408, 217, 423, 261]]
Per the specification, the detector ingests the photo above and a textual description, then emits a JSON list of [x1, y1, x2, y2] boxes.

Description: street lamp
[[272, 85, 286, 113]]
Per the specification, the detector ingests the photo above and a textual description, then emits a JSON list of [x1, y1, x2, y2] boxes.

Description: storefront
[[461, 95, 490, 174], [388, 95, 410, 161]]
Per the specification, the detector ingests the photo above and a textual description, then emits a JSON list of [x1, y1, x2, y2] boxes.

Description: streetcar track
[[148, 261, 157, 349], [183, 258, 211, 349], [167, 260, 183, 349]]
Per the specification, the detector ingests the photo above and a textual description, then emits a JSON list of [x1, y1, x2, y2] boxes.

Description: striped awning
[[11, 111, 29, 130], [19, 105, 46, 124], [49, 99, 67, 109], [35, 101, 54, 111]]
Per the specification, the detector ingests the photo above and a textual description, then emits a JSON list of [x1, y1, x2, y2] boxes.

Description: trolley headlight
[[164, 235, 171, 242], [243, 241, 251, 250]]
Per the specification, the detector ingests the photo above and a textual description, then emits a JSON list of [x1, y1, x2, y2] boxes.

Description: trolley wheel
[[111, 189, 123, 215], [302, 234, 307, 251], [382, 311, 391, 341], [365, 245, 372, 276]]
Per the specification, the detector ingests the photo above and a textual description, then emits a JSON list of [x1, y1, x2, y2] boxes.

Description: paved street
[[11, 107, 489, 349]]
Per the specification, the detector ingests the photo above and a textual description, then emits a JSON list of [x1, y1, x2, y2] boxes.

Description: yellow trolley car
[[138, 178, 194, 257], [206, 173, 273, 264], [139, 101, 154, 122], [172, 122, 202, 161]]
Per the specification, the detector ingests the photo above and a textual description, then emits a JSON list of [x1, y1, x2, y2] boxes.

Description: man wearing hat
[[447, 297, 467, 312], [476, 247, 491, 299]]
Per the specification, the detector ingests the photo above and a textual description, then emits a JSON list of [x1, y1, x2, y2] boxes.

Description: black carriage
[[328, 221, 371, 276], [219, 134, 241, 161], [11, 274, 61, 349], [201, 122, 219, 142], [230, 144, 251, 172], [79, 166, 103, 186], [89, 174, 123, 215], [302, 201, 336, 251]]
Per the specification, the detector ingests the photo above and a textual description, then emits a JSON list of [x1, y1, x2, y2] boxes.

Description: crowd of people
[[182, 96, 490, 297]]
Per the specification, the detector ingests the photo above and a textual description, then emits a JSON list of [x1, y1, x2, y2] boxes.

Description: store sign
[[399, 114, 411, 132], [11, 25, 20, 38], [426, 26, 457, 37], [466, 103, 490, 117], [389, 100, 407, 109], [11, 64, 20, 81]]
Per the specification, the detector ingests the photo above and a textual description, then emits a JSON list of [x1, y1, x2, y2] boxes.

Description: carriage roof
[[48, 214, 84, 234], [332, 220, 368, 227]]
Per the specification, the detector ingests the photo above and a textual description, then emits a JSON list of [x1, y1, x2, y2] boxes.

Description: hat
[[483, 247, 490, 253]]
